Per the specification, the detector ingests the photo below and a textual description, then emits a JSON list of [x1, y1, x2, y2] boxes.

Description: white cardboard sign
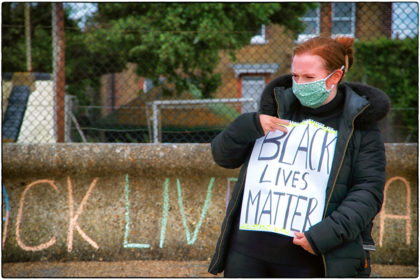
[[239, 119, 337, 237]]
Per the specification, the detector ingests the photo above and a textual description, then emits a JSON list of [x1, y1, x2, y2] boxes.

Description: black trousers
[[224, 249, 324, 278]]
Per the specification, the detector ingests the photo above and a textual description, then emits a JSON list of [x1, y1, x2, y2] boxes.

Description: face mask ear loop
[[325, 71, 335, 91], [325, 66, 344, 91], [338, 64, 345, 84]]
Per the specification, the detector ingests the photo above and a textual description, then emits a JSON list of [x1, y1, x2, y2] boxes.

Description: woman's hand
[[259, 114, 289, 135], [293, 232, 315, 255]]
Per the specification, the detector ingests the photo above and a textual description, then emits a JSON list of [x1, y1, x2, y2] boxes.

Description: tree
[[2, 3, 96, 106], [83, 3, 315, 97], [2, 3, 53, 73]]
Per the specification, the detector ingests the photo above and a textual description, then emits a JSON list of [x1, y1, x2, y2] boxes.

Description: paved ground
[[2, 260, 418, 278]]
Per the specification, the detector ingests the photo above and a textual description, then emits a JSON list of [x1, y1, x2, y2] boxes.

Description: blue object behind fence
[[2, 85, 31, 142]]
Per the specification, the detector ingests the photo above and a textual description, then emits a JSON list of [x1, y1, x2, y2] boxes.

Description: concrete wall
[[2, 143, 417, 265]]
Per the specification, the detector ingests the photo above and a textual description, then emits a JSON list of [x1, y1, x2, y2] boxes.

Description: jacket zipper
[[209, 170, 247, 273], [273, 88, 281, 118], [215, 90, 370, 274], [320, 103, 370, 276], [273, 88, 371, 276]]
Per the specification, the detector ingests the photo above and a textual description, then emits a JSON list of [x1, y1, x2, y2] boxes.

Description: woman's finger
[[270, 117, 289, 133], [259, 114, 290, 134], [274, 118, 290, 126]]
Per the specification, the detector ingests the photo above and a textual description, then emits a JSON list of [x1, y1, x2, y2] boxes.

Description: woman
[[208, 36, 389, 277]]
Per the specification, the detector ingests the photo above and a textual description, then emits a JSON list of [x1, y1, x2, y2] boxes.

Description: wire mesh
[[2, 2, 418, 143]]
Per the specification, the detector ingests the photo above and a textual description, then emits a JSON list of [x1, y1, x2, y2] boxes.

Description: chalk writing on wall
[[175, 177, 214, 245], [123, 174, 150, 249], [123, 175, 215, 249], [16, 180, 58, 251], [4, 175, 216, 253], [124, 175, 215, 248], [2, 185, 10, 249], [159, 178, 170, 248], [378, 176, 411, 247], [13, 178, 100, 252], [2, 174, 414, 255], [67, 177, 99, 252]]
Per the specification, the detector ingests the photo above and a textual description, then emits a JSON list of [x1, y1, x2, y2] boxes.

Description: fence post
[[52, 3, 66, 142], [152, 102, 159, 143], [25, 3, 32, 72]]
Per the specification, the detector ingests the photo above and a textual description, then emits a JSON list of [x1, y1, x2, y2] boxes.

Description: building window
[[392, 2, 419, 39], [143, 78, 154, 93], [230, 64, 279, 112], [251, 25, 268, 45], [140, 77, 166, 93], [297, 7, 320, 42], [241, 76, 266, 112], [331, 3, 355, 37]]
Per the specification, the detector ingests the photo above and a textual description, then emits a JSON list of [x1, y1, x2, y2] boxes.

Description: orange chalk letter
[[16, 180, 58, 251], [379, 176, 411, 247], [67, 177, 99, 252]]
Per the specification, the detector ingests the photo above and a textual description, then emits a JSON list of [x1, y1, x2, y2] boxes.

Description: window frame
[[331, 2, 356, 37], [240, 75, 266, 113], [297, 7, 320, 42], [391, 2, 419, 39], [230, 64, 279, 113]]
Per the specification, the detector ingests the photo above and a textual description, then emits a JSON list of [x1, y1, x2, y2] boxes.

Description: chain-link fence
[[2, 2, 418, 143]]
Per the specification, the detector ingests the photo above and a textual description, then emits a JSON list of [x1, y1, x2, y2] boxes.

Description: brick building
[[98, 3, 399, 142]]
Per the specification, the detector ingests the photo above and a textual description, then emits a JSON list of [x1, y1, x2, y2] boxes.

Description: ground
[[2, 260, 418, 278]]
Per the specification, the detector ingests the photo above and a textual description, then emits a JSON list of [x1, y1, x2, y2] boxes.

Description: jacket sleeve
[[211, 112, 265, 169], [259, 74, 293, 116], [305, 126, 386, 255]]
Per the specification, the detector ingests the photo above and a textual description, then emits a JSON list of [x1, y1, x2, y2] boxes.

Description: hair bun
[[334, 36, 354, 70]]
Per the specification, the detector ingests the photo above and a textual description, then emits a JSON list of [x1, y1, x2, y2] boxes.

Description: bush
[[347, 37, 418, 141]]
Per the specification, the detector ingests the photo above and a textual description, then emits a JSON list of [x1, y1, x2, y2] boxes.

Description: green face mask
[[292, 67, 343, 108]]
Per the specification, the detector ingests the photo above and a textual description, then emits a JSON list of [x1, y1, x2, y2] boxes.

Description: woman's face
[[292, 52, 343, 106], [292, 52, 343, 99], [291, 53, 330, 84]]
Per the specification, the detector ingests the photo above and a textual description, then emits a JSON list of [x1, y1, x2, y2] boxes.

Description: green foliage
[[347, 37, 418, 136], [2, 3, 94, 106], [2, 3, 52, 72], [2, 3, 314, 105], [86, 3, 315, 97]]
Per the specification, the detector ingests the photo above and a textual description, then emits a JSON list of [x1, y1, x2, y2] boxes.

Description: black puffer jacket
[[208, 74, 389, 277]]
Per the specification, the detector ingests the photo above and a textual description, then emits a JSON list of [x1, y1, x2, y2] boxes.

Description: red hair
[[293, 36, 354, 80]]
